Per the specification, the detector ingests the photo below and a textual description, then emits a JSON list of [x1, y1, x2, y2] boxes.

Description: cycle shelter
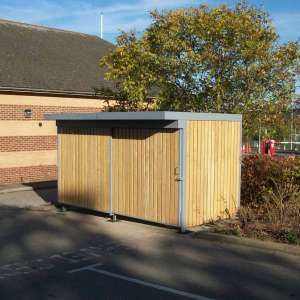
[[45, 111, 242, 231]]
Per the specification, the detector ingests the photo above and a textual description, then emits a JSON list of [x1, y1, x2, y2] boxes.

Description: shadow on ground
[[0, 189, 299, 300], [24, 180, 58, 204]]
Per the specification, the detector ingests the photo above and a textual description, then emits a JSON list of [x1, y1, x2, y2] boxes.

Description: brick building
[[0, 19, 114, 184]]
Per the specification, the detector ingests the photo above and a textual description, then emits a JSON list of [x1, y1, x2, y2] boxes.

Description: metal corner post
[[57, 126, 60, 202], [178, 122, 187, 233], [109, 128, 113, 216], [238, 119, 243, 208]]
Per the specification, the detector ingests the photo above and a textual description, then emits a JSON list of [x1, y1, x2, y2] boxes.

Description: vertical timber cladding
[[58, 127, 110, 212], [186, 120, 241, 227], [112, 128, 180, 226]]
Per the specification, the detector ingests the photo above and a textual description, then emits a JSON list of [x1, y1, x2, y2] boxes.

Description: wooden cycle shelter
[[46, 112, 242, 232]]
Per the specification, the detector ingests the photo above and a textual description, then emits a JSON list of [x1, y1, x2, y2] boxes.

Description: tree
[[100, 2, 300, 138]]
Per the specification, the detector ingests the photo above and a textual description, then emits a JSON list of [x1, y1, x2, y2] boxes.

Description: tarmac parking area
[[0, 188, 299, 300]]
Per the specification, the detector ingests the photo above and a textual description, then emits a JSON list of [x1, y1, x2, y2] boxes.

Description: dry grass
[[210, 155, 300, 245]]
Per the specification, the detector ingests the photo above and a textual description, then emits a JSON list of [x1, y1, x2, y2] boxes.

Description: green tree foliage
[[100, 2, 300, 137]]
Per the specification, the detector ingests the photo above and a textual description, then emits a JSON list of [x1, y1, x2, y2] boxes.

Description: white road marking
[[68, 263, 215, 300], [68, 263, 104, 273]]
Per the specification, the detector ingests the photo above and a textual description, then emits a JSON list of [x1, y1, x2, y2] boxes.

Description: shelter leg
[[178, 226, 186, 234], [56, 205, 67, 213], [111, 214, 117, 222]]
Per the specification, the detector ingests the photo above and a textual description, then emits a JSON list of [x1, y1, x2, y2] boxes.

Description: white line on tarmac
[[68, 263, 104, 273], [68, 263, 215, 300]]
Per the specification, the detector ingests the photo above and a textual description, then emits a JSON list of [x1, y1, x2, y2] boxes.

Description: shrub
[[212, 155, 300, 245], [241, 155, 300, 206]]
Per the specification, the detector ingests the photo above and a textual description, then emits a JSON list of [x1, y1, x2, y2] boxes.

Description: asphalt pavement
[[0, 188, 299, 300]]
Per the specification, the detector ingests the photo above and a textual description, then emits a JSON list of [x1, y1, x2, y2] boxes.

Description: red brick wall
[[0, 104, 102, 120], [0, 165, 57, 184], [0, 100, 105, 184], [0, 136, 57, 152]]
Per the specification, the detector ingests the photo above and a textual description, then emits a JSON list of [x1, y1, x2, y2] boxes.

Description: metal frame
[[238, 118, 243, 208], [109, 129, 113, 216], [178, 122, 187, 232], [57, 128, 60, 202]]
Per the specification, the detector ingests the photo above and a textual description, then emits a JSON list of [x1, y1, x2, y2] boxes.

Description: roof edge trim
[[45, 111, 242, 122]]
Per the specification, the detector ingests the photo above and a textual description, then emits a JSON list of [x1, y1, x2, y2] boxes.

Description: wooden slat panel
[[58, 127, 110, 212], [112, 128, 179, 226], [186, 120, 241, 227]]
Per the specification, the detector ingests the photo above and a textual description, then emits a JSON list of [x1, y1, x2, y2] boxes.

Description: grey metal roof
[[45, 111, 242, 121], [0, 19, 115, 96]]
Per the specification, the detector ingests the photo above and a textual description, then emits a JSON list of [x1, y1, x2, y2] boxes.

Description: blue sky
[[0, 0, 299, 44]]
